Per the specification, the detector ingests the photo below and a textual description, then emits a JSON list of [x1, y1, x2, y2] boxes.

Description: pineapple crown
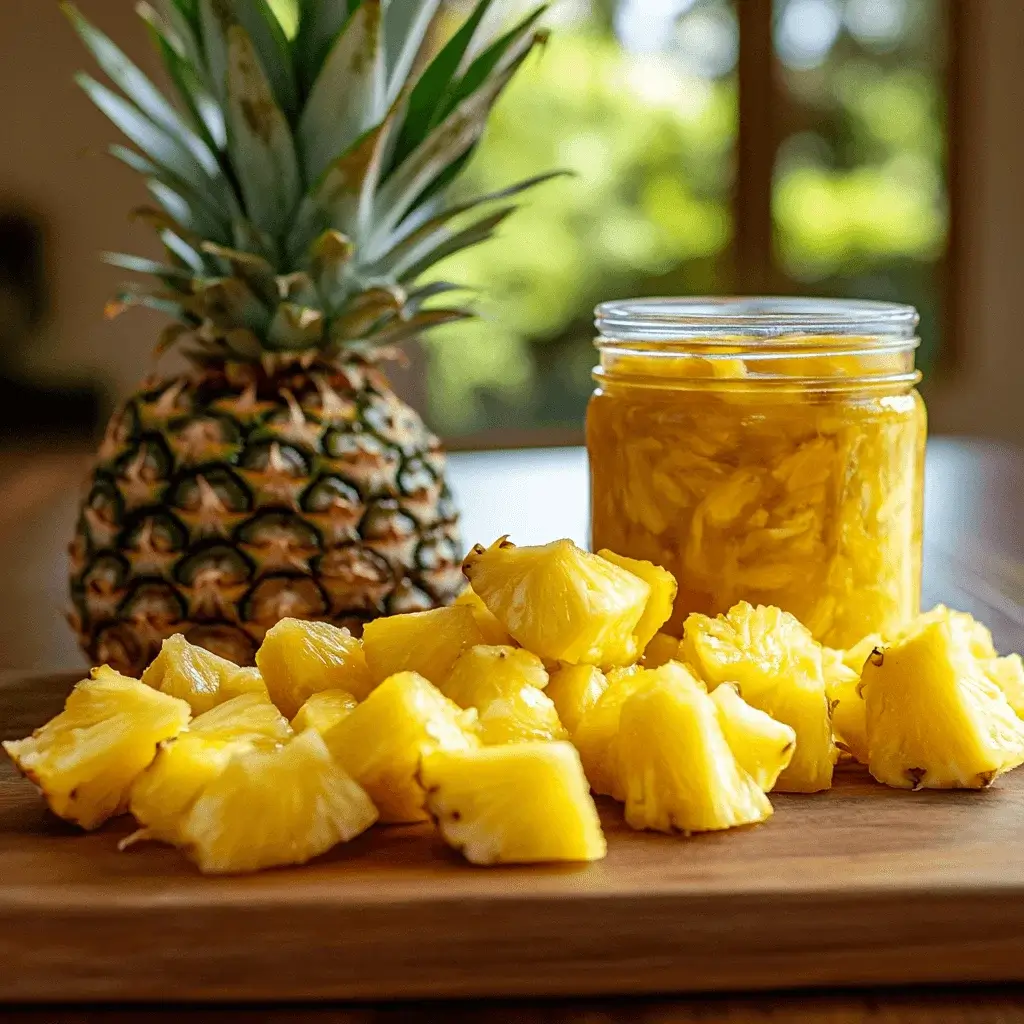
[[66, 0, 557, 368]]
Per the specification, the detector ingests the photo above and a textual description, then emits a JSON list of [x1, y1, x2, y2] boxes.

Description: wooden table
[[1, 438, 1023, 1022]]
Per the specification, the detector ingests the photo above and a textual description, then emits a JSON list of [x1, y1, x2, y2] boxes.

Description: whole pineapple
[[65, 0, 554, 674]]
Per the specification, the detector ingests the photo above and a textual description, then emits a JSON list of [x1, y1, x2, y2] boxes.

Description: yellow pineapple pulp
[[546, 664, 608, 735], [682, 602, 836, 792], [822, 646, 868, 764], [984, 654, 1024, 718], [710, 683, 796, 792], [142, 634, 266, 715], [179, 729, 377, 874], [291, 689, 359, 734], [324, 671, 478, 823], [3, 666, 190, 830], [862, 620, 1024, 789], [420, 741, 606, 865], [642, 632, 681, 669], [463, 537, 650, 667], [361, 605, 485, 686], [441, 645, 565, 745], [256, 618, 374, 716], [616, 670, 772, 834], [596, 549, 677, 653], [454, 586, 513, 646]]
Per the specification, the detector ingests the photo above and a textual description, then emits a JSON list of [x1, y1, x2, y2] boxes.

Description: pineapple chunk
[[862, 620, 1024, 789], [291, 689, 359, 734], [842, 634, 882, 674], [127, 692, 292, 844], [142, 633, 266, 715], [710, 683, 796, 791], [454, 585, 513, 646], [362, 606, 485, 685], [3, 667, 190, 830], [546, 664, 608, 735], [442, 645, 566, 745], [984, 653, 1024, 718], [256, 617, 373, 715], [597, 549, 677, 653], [325, 671, 478, 823], [463, 537, 650, 667], [617, 671, 772, 833], [682, 602, 837, 792], [642, 632, 681, 669], [179, 729, 377, 874], [823, 647, 868, 764], [420, 742, 606, 865]]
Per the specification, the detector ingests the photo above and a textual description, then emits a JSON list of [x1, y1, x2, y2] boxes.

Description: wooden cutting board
[[3, 671, 1024, 1004]]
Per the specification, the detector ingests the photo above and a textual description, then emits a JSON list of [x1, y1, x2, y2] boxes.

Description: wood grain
[[4, 672, 1024, 1004]]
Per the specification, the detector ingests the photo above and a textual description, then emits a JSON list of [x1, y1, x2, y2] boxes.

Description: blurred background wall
[[0, 0, 1020, 446]]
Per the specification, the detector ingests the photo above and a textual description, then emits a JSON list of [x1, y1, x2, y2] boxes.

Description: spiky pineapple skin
[[70, 363, 461, 674]]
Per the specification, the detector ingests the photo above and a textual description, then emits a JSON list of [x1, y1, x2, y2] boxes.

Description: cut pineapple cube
[[642, 632, 681, 669], [454, 585, 513, 646], [362, 606, 485, 685], [463, 537, 650, 667], [597, 549, 677, 653], [142, 633, 265, 715], [710, 683, 795, 791], [325, 671, 478, 823], [617, 671, 772, 834], [179, 729, 377, 874], [862, 620, 1024, 789], [291, 689, 359, 734], [256, 618, 374, 715], [682, 602, 836, 792], [420, 742, 606, 864], [546, 664, 608, 735], [442, 645, 565, 745], [823, 647, 868, 764], [3, 667, 190, 830]]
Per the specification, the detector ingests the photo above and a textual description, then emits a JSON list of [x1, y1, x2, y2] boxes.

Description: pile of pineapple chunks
[[6, 536, 1024, 874]]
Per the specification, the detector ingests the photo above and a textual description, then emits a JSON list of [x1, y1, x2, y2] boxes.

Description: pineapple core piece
[[463, 537, 650, 667], [325, 671, 479, 823], [128, 692, 292, 844], [362, 606, 485, 685], [823, 647, 868, 765], [256, 617, 374, 715], [3, 666, 190, 830], [421, 741, 606, 865], [597, 549, 677, 653], [642, 632, 682, 669], [442, 645, 566, 745], [710, 683, 796, 792], [617, 671, 773, 834], [682, 602, 837, 792], [179, 729, 377, 874], [862, 620, 1024, 789], [291, 689, 359, 734], [142, 633, 266, 715], [454, 586, 513, 646], [546, 664, 609, 735]]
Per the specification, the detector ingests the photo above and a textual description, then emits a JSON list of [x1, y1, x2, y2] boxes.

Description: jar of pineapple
[[588, 297, 926, 649]]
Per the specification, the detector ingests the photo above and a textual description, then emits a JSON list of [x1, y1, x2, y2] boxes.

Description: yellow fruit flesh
[[362, 606, 485, 685], [546, 664, 608, 735], [291, 689, 359, 734], [463, 537, 650, 667], [325, 672, 478, 823], [822, 646, 868, 764], [179, 729, 377, 874], [984, 653, 1024, 718], [454, 586, 513, 646], [442, 646, 565, 745], [642, 632, 681, 669], [597, 549, 677, 652], [3, 667, 190, 830], [862, 620, 1024, 789], [710, 683, 796, 792], [256, 618, 374, 715], [421, 742, 606, 864]]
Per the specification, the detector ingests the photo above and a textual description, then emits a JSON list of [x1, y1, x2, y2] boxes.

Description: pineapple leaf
[[225, 24, 302, 241], [154, 321, 193, 357], [267, 303, 327, 350], [298, 0, 384, 184], [360, 307, 473, 348], [197, 277, 273, 330], [200, 242, 279, 304], [151, 0, 205, 65], [102, 251, 193, 282], [397, 206, 514, 284], [148, 180, 230, 242], [383, 0, 442, 105], [307, 229, 354, 310], [294, 0, 358, 94], [161, 229, 209, 273]]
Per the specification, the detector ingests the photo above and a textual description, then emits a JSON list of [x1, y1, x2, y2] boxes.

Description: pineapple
[[179, 729, 377, 873], [420, 742, 606, 864], [256, 617, 373, 714], [3, 667, 190, 830], [454, 586, 512, 646], [291, 689, 359, 734], [710, 683, 795, 792], [642, 631, 681, 669], [64, 1, 556, 675], [823, 646, 868, 764], [682, 602, 837, 792], [362, 605, 485, 685], [616, 670, 772, 834], [597, 549, 677, 653], [142, 632, 268, 714], [861, 620, 1024, 789], [442, 645, 566, 744], [984, 654, 1024, 718], [324, 671, 478, 823], [463, 538, 650, 666], [546, 664, 608, 735]]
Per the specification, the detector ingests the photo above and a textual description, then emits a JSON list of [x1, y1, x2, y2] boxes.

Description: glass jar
[[587, 297, 926, 649]]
